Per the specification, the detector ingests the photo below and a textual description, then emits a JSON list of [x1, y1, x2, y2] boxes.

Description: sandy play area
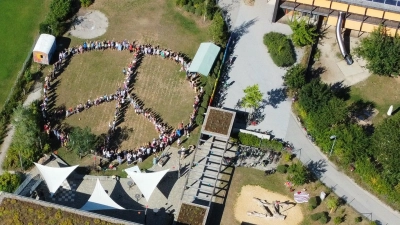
[[234, 185, 304, 225]]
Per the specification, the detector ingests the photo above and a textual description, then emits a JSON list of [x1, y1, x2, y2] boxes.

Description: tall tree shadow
[[307, 159, 327, 180], [264, 88, 287, 108], [330, 81, 350, 100]]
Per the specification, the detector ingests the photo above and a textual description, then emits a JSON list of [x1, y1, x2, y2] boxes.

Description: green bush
[[80, 0, 94, 7], [308, 196, 319, 209], [196, 107, 206, 125], [310, 212, 322, 221], [238, 132, 283, 151], [276, 165, 288, 174], [334, 216, 343, 224], [319, 214, 329, 224], [0, 172, 21, 193], [354, 217, 362, 223], [263, 32, 296, 67], [289, 18, 318, 47]]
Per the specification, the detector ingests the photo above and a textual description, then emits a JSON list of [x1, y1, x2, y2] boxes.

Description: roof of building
[[33, 34, 56, 54], [188, 42, 221, 76]]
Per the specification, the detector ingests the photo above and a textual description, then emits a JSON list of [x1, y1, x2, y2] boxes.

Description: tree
[[49, 0, 73, 22], [308, 97, 348, 132], [289, 18, 319, 47], [370, 113, 400, 187], [299, 79, 333, 113], [287, 162, 308, 185], [283, 64, 306, 91], [325, 196, 339, 213], [208, 11, 228, 46], [0, 172, 21, 193], [68, 127, 98, 156], [354, 26, 400, 76], [241, 84, 263, 112]]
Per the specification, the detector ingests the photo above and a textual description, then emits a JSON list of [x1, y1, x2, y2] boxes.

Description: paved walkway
[[219, 0, 400, 224], [0, 83, 42, 174], [220, 0, 300, 139]]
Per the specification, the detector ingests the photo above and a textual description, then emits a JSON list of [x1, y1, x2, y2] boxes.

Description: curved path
[[219, 0, 400, 224]]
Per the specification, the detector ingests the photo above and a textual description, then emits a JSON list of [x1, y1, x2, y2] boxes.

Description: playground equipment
[[247, 197, 292, 220], [336, 12, 353, 65]]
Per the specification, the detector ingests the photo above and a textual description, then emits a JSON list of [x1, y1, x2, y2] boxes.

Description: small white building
[[33, 34, 56, 65]]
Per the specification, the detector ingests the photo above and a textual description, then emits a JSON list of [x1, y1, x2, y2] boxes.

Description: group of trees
[[3, 103, 50, 170], [286, 63, 400, 208]]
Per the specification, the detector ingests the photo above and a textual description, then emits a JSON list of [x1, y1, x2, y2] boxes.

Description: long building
[[274, 0, 400, 36]]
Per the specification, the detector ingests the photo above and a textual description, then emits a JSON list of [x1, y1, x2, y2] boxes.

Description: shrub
[[208, 11, 228, 46], [310, 212, 322, 221], [283, 64, 306, 91], [238, 133, 283, 151], [263, 32, 296, 67], [276, 165, 288, 174], [289, 18, 318, 47], [0, 172, 21, 193], [354, 217, 362, 223], [308, 196, 319, 209], [334, 216, 343, 224], [319, 213, 329, 224], [80, 0, 94, 7], [283, 152, 292, 162], [287, 162, 308, 185]]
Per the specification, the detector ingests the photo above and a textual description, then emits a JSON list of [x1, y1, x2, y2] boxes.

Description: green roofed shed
[[188, 42, 221, 76]]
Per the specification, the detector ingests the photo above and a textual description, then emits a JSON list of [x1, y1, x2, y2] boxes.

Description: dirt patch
[[69, 10, 108, 39], [234, 185, 303, 225]]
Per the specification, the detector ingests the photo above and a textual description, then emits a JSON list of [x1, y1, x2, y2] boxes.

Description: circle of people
[[41, 39, 205, 168]]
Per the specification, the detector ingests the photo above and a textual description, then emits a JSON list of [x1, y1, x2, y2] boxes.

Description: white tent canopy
[[34, 163, 78, 196], [125, 168, 169, 201], [81, 179, 125, 211]]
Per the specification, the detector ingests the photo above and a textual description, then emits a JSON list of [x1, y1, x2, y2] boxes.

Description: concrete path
[[220, 0, 298, 139], [0, 83, 42, 174], [219, 0, 400, 224]]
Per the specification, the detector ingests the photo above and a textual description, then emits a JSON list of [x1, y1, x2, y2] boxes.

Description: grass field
[[0, 0, 50, 109], [349, 75, 400, 124], [220, 166, 371, 225], [53, 0, 209, 168]]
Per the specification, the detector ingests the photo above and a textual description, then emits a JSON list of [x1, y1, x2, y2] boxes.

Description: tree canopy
[[241, 84, 263, 111], [289, 18, 318, 47], [299, 79, 333, 113], [0, 172, 21, 193], [263, 32, 296, 67], [354, 26, 400, 76], [208, 11, 228, 46], [283, 64, 306, 91], [68, 126, 98, 156], [287, 162, 308, 185], [370, 113, 400, 187]]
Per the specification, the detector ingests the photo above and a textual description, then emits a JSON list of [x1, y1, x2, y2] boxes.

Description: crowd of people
[[40, 39, 204, 169]]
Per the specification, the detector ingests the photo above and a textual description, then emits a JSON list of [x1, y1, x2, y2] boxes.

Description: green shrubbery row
[[263, 32, 296, 67], [195, 52, 222, 125], [176, 0, 217, 20], [39, 0, 78, 36], [3, 102, 50, 170], [237, 132, 283, 151]]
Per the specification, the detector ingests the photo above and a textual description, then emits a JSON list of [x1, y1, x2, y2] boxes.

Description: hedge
[[263, 32, 296, 67], [238, 132, 283, 151]]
